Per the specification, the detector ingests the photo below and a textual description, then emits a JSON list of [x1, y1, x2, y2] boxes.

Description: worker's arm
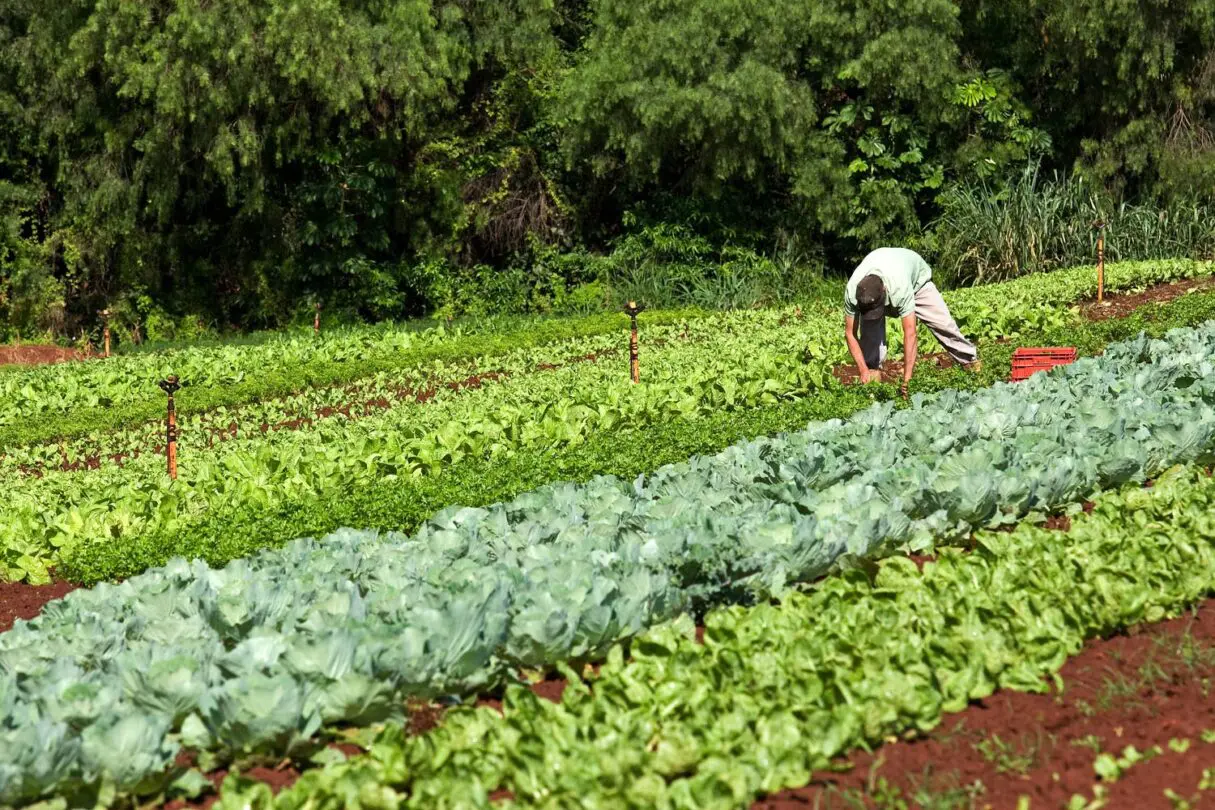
[[900, 314, 917, 395], [845, 314, 878, 383]]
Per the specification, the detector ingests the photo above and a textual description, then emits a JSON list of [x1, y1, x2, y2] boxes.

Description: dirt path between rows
[[0, 345, 83, 367], [0, 579, 78, 633], [1079, 274, 1215, 321]]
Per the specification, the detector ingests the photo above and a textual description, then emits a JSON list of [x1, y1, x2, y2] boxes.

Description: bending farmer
[[843, 247, 980, 396]]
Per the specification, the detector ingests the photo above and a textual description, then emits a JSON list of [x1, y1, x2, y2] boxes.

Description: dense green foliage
[[0, 306, 704, 447], [925, 166, 1215, 284], [1, 0, 1212, 336]]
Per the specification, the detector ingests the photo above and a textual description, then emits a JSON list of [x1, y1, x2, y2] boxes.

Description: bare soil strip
[[0, 345, 83, 367], [0, 579, 77, 633], [1079, 275, 1215, 321]]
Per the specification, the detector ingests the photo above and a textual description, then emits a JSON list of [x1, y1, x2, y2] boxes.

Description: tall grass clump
[[925, 163, 1215, 285]]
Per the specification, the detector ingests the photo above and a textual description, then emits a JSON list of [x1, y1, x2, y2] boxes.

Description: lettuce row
[[0, 308, 708, 441], [1, 257, 1205, 445], [5, 321, 1215, 804]]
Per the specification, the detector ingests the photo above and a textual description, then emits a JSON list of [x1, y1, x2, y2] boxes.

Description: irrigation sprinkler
[[1093, 220, 1107, 303], [623, 301, 645, 384], [314, 301, 321, 335], [99, 309, 112, 358], [158, 376, 181, 481]]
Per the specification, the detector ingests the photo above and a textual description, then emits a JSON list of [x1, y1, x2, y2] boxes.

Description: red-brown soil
[[834, 352, 957, 385], [0, 579, 77, 633], [754, 600, 1215, 810], [1079, 275, 1215, 321], [0, 345, 83, 367]]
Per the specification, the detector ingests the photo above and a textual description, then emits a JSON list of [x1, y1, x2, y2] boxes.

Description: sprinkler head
[[623, 301, 646, 318], [159, 376, 181, 395]]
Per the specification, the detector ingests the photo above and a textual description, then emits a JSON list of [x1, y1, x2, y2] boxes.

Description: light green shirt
[[843, 247, 933, 318]]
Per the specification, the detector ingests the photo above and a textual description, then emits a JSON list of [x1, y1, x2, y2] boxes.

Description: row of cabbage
[[232, 464, 1215, 810], [3, 258, 1208, 583], [4, 321, 1215, 805]]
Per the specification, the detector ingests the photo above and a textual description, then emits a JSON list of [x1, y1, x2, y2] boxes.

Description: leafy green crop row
[[60, 285, 1215, 585], [2, 304, 844, 583], [231, 463, 1215, 810], [2, 256, 1203, 476], [5, 320, 1215, 806], [1, 258, 1206, 456], [4, 260, 1210, 584], [0, 308, 706, 448], [0, 318, 721, 477]]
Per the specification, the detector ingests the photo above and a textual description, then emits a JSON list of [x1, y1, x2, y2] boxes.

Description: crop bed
[[189, 461, 1215, 810], [0, 309, 710, 446]]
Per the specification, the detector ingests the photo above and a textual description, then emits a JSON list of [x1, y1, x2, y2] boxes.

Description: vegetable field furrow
[[62, 288, 1215, 585], [0, 309, 709, 448]]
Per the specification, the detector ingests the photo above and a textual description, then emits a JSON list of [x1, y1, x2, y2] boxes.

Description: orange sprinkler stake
[[1094, 220, 1107, 303], [99, 309, 112, 358], [623, 301, 645, 384], [159, 376, 181, 480]]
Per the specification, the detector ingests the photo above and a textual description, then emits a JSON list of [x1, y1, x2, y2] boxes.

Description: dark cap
[[855, 274, 885, 321]]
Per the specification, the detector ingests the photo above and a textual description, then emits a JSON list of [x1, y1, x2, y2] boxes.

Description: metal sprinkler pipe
[[623, 301, 645, 384], [314, 301, 321, 335], [158, 376, 181, 480]]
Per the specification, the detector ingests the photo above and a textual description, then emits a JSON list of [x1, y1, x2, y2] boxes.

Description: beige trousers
[[860, 282, 978, 368]]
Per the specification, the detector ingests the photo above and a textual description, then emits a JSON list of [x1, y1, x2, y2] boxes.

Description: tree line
[[1, 0, 1213, 340]]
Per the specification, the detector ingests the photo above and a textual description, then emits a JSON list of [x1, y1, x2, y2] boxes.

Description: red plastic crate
[[1010, 347, 1077, 381]]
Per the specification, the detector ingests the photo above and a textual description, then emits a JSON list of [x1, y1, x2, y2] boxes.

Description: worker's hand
[[899, 381, 910, 399], [863, 369, 881, 384]]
